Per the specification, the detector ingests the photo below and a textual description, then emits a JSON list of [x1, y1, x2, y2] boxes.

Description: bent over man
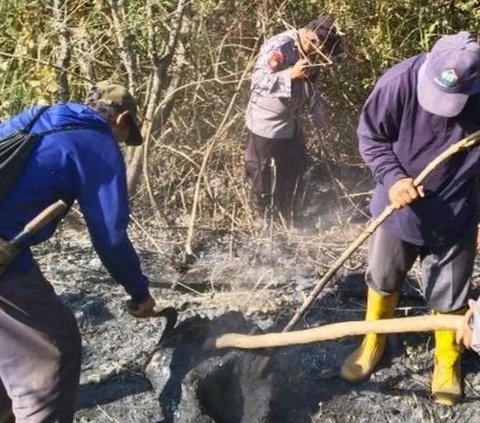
[[340, 32, 480, 405], [245, 14, 342, 222], [0, 82, 156, 422]]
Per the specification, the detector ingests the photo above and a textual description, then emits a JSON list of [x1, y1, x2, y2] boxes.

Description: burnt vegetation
[[3, 0, 480, 421]]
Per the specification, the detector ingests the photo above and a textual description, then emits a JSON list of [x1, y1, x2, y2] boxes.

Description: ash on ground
[[33, 165, 480, 423]]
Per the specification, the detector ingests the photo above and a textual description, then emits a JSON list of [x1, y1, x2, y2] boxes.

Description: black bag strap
[[0, 105, 99, 206], [35, 125, 92, 137], [22, 105, 99, 137], [23, 106, 50, 133]]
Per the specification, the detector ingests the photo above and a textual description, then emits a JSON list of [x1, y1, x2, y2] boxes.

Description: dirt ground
[[33, 165, 480, 423]]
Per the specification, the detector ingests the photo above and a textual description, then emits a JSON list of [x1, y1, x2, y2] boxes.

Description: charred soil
[[33, 164, 480, 423]]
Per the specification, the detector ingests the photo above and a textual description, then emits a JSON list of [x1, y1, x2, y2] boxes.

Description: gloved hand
[[126, 295, 156, 318], [388, 177, 425, 209], [456, 299, 477, 350]]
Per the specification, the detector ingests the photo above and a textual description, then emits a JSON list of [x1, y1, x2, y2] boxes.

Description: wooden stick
[[283, 129, 480, 332], [215, 315, 464, 350]]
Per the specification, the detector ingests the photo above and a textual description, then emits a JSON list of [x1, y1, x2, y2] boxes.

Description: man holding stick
[[341, 32, 480, 405], [244, 14, 342, 222]]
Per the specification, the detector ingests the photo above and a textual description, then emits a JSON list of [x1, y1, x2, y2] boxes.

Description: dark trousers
[[244, 129, 308, 220], [0, 266, 81, 423], [367, 227, 477, 312]]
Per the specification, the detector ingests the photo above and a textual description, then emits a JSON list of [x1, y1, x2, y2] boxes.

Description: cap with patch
[[305, 14, 343, 57], [86, 82, 143, 146], [417, 31, 480, 117]]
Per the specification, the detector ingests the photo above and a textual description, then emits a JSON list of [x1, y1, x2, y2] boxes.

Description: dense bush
[[1, 0, 479, 233]]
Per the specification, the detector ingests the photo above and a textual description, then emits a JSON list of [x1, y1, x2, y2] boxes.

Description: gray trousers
[[0, 266, 81, 423], [367, 227, 477, 312]]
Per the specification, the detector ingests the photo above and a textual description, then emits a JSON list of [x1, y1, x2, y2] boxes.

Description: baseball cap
[[305, 14, 343, 57], [417, 31, 480, 117], [86, 82, 143, 146]]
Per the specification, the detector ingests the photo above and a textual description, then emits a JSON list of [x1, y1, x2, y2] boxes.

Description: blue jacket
[[0, 103, 150, 303]]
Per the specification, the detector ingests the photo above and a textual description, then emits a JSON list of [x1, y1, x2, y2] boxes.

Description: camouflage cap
[[86, 81, 143, 146]]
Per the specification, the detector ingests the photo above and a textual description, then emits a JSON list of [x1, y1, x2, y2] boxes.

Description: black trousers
[[0, 266, 81, 423], [244, 129, 308, 220]]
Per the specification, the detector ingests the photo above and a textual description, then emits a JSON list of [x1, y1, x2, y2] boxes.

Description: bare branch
[[52, 0, 71, 101], [108, 0, 138, 93]]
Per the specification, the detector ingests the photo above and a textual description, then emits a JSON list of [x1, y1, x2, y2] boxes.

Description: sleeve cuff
[[278, 68, 292, 97], [382, 169, 408, 191]]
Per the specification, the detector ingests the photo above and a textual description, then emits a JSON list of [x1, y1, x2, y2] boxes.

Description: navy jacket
[[358, 54, 480, 246], [0, 103, 150, 302]]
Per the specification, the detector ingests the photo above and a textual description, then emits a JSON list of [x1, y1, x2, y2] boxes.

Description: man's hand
[[388, 177, 425, 209], [126, 295, 156, 318], [456, 299, 477, 349], [290, 58, 310, 80]]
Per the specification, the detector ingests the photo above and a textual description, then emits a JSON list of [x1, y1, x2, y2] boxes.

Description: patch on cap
[[417, 31, 480, 117], [438, 69, 458, 87]]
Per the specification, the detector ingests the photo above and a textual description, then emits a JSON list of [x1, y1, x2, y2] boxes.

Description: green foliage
[[1, 0, 480, 223]]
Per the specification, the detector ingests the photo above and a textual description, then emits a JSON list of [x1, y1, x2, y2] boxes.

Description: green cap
[[86, 82, 143, 146]]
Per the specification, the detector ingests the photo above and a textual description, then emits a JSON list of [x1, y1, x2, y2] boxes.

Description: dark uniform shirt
[[358, 54, 480, 246], [246, 30, 324, 139]]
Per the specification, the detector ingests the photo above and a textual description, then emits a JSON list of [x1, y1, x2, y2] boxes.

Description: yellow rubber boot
[[340, 288, 399, 382], [431, 309, 465, 406]]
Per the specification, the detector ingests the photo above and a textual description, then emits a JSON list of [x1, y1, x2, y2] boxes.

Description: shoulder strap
[[23, 106, 100, 137], [35, 125, 91, 137], [23, 106, 50, 133]]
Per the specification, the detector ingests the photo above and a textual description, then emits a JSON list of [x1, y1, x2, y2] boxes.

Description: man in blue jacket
[[0, 82, 156, 422], [340, 32, 480, 405]]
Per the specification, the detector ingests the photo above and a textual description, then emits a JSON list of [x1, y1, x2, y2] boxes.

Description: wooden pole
[[215, 314, 464, 350], [283, 129, 480, 332]]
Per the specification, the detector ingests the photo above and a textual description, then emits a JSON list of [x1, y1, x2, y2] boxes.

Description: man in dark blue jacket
[[0, 82, 156, 422], [340, 32, 480, 405]]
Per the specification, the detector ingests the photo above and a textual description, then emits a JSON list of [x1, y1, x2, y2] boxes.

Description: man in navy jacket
[[0, 82, 155, 422], [340, 32, 480, 406]]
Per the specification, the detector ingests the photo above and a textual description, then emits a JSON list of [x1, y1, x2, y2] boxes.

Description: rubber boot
[[340, 288, 399, 382], [431, 309, 465, 406]]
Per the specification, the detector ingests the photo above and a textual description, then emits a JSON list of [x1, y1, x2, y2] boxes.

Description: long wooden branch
[[214, 315, 464, 350], [283, 129, 480, 332], [158, 0, 189, 74], [108, 0, 138, 93], [127, 0, 189, 195], [52, 0, 70, 102], [183, 39, 257, 258], [126, 0, 163, 194]]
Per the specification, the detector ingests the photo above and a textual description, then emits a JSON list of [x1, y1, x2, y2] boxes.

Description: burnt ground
[[32, 163, 480, 423]]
